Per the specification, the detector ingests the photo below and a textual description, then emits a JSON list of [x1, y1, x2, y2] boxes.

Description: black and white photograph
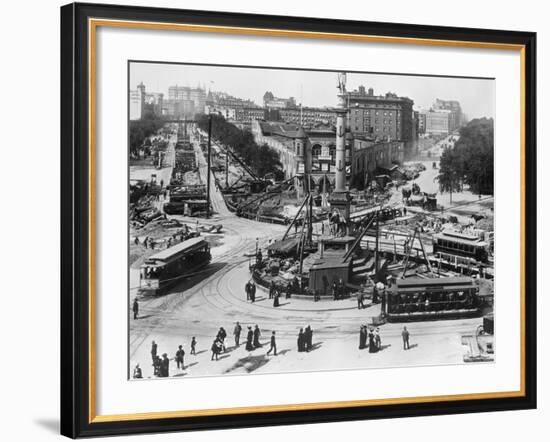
[[128, 62, 496, 380]]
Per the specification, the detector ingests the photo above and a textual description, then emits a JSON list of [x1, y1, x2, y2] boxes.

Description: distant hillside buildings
[[129, 81, 464, 190], [129, 82, 164, 120], [129, 83, 207, 120], [417, 99, 465, 136]]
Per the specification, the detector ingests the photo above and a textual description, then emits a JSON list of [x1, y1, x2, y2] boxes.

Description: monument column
[[329, 73, 351, 222]]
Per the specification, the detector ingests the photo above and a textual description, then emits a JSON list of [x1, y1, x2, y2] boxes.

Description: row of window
[[437, 239, 480, 254]]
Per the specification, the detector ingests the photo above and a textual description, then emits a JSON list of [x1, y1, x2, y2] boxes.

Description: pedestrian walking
[[245, 281, 251, 301], [190, 337, 196, 355], [357, 292, 365, 310], [402, 326, 410, 350], [133, 298, 139, 319], [220, 327, 227, 351], [266, 331, 277, 356], [269, 281, 275, 299], [151, 340, 158, 362], [234, 322, 242, 346], [175, 345, 185, 369], [245, 326, 254, 351], [253, 325, 261, 348]]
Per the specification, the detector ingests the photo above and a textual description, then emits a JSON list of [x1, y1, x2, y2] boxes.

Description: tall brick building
[[345, 85, 416, 156]]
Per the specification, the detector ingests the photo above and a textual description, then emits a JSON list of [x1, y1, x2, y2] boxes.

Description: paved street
[[129, 213, 481, 380]]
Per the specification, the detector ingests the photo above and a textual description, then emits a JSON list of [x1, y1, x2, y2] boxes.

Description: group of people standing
[[246, 279, 293, 307], [359, 326, 382, 353], [141, 338, 197, 379], [297, 325, 313, 352], [245, 280, 257, 303], [245, 324, 262, 351]]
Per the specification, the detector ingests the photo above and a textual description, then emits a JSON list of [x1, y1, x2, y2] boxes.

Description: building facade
[[345, 86, 415, 141], [263, 91, 297, 109], [129, 82, 164, 120], [425, 110, 452, 135], [352, 138, 405, 185], [433, 98, 462, 132], [167, 85, 206, 116], [251, 121, 353, 193], [278, 107, 337, 126]]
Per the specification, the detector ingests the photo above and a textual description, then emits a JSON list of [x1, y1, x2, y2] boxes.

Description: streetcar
[[138, 237, 211, 296], [432, 230, 489, 263], [385, 276, 481, 322]]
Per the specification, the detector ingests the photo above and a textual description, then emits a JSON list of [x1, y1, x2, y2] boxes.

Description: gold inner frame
[[87, 18, 527, 424]]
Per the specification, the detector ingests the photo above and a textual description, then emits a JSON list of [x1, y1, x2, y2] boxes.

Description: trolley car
[[433, 230, 489, 263], [139, 237, 211, 296], [385, 276, 481, 322]]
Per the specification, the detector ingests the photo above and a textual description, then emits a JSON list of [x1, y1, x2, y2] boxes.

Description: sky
[[130, 62, 495, 119]]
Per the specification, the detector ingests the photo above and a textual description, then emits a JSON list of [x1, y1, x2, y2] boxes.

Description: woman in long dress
[[359, 326, 367, 350], [368, 328, 377, 353], [297, 328, 305, 352]]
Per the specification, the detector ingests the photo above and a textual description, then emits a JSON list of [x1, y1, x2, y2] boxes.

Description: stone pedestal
[[329, 190, 352, 221]]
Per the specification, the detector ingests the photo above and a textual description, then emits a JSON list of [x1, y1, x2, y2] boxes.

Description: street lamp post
[[206, 114, 212, 219]]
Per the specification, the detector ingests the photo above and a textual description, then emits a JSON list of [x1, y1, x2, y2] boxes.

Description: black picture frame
[[61, 2, 537, 438]]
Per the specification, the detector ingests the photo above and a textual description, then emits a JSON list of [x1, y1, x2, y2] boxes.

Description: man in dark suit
[[266, 331, 277, 356], [246, 326, 254, 351], [234, 322, 242, 347], [175, 345, 185, 370], [132, 298, 139, 319], [151, 340, 158, 362], [402, 326, 410, 350]]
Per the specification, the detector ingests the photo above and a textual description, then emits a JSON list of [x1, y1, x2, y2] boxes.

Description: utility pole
[[375, 211, 380, 281], [225, 148, 229, 188], [206, 115, 212, 219]]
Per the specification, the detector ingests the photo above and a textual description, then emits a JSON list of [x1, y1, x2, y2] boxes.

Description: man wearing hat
[[266, 331, 277, 356], [175, 345, 185, 370]]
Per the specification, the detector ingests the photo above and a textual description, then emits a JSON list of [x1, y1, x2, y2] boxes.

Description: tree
[[438, 147, 462, 203], [197, 114, 283, 179], [129, 112, 164, 157], [436, 118, 494, 201]]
